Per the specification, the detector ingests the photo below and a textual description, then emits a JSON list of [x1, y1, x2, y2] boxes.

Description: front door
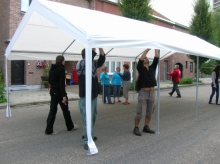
[[11, 60, 24, 85]]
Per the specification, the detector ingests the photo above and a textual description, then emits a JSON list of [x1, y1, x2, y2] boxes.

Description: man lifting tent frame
[[5, 0, 220, 155]]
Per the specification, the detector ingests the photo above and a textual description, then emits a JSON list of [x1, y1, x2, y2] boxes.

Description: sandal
[[122, 102, 130, 105]]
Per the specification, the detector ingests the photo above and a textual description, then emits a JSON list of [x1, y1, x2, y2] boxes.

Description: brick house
[[0, 0, 194, 90]]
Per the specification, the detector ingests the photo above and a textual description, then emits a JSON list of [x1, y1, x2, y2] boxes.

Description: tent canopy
[[5, 0, 220, 61], [5, 0, 220, 155]]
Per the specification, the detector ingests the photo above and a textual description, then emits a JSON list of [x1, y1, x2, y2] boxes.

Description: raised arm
[[99, 48, 105, 56], [140, 48, 151, 61], [155, 49, 159, 58]]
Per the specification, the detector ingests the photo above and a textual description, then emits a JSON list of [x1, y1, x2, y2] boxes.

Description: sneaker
[[68, 124, 79, 131], [143, 126, 155, 134], [84, 143, 88, 150], [168, 93, 172, 96], [176, 96, 181, 98], [45, 130, 58, 135], [133, 127, 141, 136], [73, 124, 79, 130]]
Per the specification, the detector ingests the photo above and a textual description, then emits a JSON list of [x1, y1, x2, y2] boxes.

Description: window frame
[[104, 61, 123, 75], [190, 62, 193, 72]]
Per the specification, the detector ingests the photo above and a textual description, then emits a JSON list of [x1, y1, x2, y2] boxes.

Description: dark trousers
[[113, 85, 121, 98], [170, 82, 181, 97], [102, 85, 111, 103], [209, 83, 219, 104], [45, 93, 74, 134]]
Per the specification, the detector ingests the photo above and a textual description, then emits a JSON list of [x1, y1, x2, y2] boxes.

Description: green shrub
[[0, 69, 6, 103], [129, 81, 134, 90], [179, 78, 193, 85]]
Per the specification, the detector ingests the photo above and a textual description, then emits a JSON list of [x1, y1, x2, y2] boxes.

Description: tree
[[189, 0, 213, 69], [211, 8, 220, 65], [118, 0, 152, 22]]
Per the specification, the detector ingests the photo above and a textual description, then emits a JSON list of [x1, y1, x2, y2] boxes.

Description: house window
[[190, 62, 193, 72], [185, 61, 188, 68], [104, 61, 122, 74], [21, 0, 32, 13]]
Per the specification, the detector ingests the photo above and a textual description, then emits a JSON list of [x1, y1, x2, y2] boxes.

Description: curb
[[0, 83, 210, 110]]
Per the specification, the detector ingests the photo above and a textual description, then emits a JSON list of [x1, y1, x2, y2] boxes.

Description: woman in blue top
[[100, 67, 114, 104], [112, 67, 122, 102]]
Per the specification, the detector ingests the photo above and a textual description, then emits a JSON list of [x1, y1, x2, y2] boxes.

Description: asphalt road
[[1, 85, 220, 164]]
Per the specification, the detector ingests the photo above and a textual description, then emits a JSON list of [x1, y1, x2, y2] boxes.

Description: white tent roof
[[5, 0, 220, 61], [5, 0, 220, 155]]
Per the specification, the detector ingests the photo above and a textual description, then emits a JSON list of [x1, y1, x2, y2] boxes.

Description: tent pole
[[195, 56, 199, 120], [133, 57, 137, 100], [5, 57, 11, 117], [62, 39, 75, 56], [156, 50, 161, 134], [85, 46, 98, 155], [105, 48, 114, 55]]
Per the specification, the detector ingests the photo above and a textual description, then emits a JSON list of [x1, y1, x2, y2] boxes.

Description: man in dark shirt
[[76, 48, 105, 150], [45, 55, 78, 135], [133, 48, 159, 136]]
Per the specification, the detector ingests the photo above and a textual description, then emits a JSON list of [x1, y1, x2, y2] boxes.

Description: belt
[[142, 87, 154, 91]]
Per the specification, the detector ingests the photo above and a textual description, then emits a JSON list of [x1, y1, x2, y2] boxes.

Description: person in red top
[[167, 65, 181, 98]]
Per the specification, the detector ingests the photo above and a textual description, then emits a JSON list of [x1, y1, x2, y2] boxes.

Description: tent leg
[[156, 50, 160, 134], [5, 57, 11, 117], [194, 56, 199, 120], [85, 46, 98, 155]]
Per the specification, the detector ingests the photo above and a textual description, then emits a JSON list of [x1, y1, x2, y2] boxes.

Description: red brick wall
[[0, 0, 10, 82], [160, 53, 195, 81], [95, 0, 121, 15]]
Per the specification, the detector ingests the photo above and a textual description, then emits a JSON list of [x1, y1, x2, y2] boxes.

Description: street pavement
[[2, 78, 220, 164]]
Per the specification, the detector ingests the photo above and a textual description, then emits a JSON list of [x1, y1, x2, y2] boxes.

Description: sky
[[151, 0, 212, 27]]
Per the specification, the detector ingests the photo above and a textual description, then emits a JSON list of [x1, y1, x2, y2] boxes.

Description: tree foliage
[[0, 69, 6, 103], [118, 0, 152, 22], [211, 9, 220, 65], [189, 0, 213, 69]]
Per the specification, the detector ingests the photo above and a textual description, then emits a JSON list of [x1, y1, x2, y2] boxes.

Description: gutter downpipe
[[5, 57, 11, 117]]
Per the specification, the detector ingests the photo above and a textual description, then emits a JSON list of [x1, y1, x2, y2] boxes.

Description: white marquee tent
[[5, 0, 220, 155]]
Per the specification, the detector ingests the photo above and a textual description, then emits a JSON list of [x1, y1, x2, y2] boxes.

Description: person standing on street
[[167, 65, 182, 98], [100, 66, 114, 104], [120, 64, 131, 105], [45, 55, 78, 135], [112, 67, 122, 103], [208, 65, 220, 105], [133, 48, 158, 136], [76, 48, 105, 150]]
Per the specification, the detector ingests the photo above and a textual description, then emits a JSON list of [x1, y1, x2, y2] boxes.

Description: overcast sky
[[151, 0, 212, 27]]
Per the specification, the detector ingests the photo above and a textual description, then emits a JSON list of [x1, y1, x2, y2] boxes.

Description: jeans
[[78, 97, 97, 144], [209, 83, 219, 104], [102, 85, 111, 103], [113, 85, 121, 98], [45, 93, 74, 134], [170, 82, 181, 97]]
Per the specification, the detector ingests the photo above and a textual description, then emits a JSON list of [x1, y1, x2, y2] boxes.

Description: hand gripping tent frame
[[5, 0, 220, 155]]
